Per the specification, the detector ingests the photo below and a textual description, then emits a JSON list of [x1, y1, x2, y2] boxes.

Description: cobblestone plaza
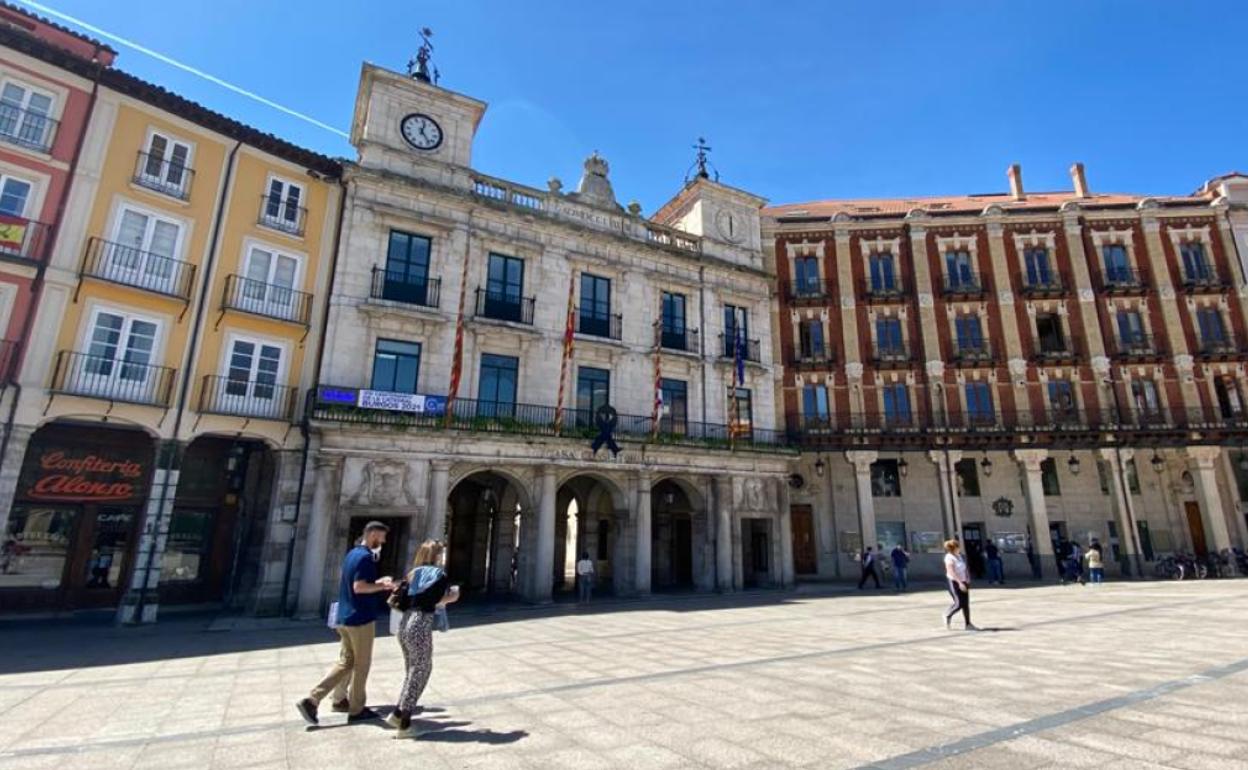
[[2, 581, 1246, 769]]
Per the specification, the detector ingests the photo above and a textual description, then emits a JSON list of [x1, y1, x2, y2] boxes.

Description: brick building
[[765, 164, 1248, 581]]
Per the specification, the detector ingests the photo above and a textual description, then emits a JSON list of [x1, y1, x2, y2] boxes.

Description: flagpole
[[443, 233, 473, 428], [553, 271, 577, 436], [650, 321, 663, 441]]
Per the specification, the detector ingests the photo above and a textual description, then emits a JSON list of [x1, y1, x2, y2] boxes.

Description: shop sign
[[24, 449, 147, 503]]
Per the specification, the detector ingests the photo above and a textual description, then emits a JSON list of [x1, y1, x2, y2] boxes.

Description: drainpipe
[[280, 173, 347, 616], [128, 139, 242, 624], [0, 50, 103, 477]]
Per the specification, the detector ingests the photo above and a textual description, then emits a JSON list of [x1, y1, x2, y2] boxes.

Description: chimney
[[1007, 163, 1024, 200], [1070, 162, 1089, 198]]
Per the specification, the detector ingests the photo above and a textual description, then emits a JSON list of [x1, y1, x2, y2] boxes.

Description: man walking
[[296, 521, 394, 725], [985, 539, 1004, 585], [576, 551, 595, 602], [890, 543, 910, 592], [857, 546, 880, 589]]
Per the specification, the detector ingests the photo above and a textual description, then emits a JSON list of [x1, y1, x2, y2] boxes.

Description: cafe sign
[[24, 449, 148, 503]]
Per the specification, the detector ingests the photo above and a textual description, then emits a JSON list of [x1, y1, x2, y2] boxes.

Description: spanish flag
[[0, 214, 27, 253]]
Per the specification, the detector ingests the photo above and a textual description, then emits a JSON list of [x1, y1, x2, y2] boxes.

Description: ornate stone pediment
[[342, 458, 425, 509]]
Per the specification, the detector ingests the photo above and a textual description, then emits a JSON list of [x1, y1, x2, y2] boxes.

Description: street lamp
[[980, 453, 993, 478], [1067, 453, 1081, 476], [897, 457, 909, 478], [814, 455, 826, 478]]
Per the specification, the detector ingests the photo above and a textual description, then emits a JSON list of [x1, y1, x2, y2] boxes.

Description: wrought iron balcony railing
[[370, 267, 440, 308], [872, 342, 911, 366], [133, 151, 194, 200], [1113, 334, 1164, 360], [1196, 336, 1245, 358], [1180, 269, 1230, 293], [221, 274, 313, 325], [1031, 338, 1080, 363], [198, 375, 297, 421], [656, 326, 699, 354], [952, 342, 993, 365], [1018, 271, 1065, 296], [258, 194, 307, 236], [0, 102, 57, 153], [50, 350, 175, 407], [785, 279, 829, 303], [1102, 266, 1148, 293], [718, 333, 761, 362], [0, 216, 51, 263], [474, 288, 535, 325], [861, 277, 906, 302], [0, 338, 16, 384], [81, 237, 196, 300], [575, 310, 623, 341], [942, 272, 985, 296], [792, 345, 835, 370]]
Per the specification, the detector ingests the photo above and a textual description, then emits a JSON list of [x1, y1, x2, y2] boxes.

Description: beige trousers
[[309, 622, 375, 715]]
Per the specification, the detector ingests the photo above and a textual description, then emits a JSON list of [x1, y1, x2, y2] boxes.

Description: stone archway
[[446, 470, 532, 599], [554, 473, 627, 598], [652, 476, 710, 592]]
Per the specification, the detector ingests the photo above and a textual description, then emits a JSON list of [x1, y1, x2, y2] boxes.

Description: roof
[[0, 21, 340, 176], [652, 175, 768, 226], [764, 189, 1214, 221], [0, 2, 115, 59]]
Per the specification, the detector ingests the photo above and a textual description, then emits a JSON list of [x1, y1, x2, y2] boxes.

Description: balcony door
[[945, 250, 974, 288], [660, 291, 687, 349], [485, 253, 524, 322], [724, 305, 748, 349], [1102, 244, 1131, 284], [659, 377, 687, 434], [0, 174, 32, 256], [579, 273, 611, 337], [263, 178, 303, 232], [221, 337, 284, 418], [78, 309, 161, 401], [955, 315, 984, 353], [1130, 379, 1162, 422], [869, 253, 896, 291], [576, 366, 610, 428], [477, 353, 518, 419], [140, 132, 192, 196], [882, 383, 911, 427], [110, 206, 182, 294], [965, 382, 994, 425], [1024, 248, 1052, 287], [1197, 307, 1226, 349], [877, 317, 903, 354], [1214, 375, 1243, 420], [1035, 313, 1065, 353], [382, 230, 431, 304], [1180, 242, 1210, 282], [799, 319, 825, 360], [242, 246, 299, 319], [793, 256, 820, 295], [0, 80, 53, 149]]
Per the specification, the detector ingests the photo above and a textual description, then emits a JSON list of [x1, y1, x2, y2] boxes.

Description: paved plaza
[[1, 580, 1246, 769]]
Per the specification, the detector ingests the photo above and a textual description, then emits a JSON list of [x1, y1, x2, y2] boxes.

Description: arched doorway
[[446, 471, 530, 599], [652, 478, 707, 591], [555, 474, 625, 598]]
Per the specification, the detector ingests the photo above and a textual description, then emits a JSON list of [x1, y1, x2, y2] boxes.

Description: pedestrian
[[1068, 541, 1085, 586], [857, 546, 881, 589], [387, 539, 459, 738], [576, 551, 595, 602], [1085, 540, 1104, 585], [943, 539, 978, 631], [296, 521, 394, 725], [985, 539, 1004, 585], [890, 543, 910, 591]]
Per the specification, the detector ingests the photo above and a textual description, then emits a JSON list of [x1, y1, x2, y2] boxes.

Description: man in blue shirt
[[297, 521, 394, 724]]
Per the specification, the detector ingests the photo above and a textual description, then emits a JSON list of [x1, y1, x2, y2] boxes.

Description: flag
[[650, 331, 663, 440], [734, 327, 746, 386], [443, 237, 474, 427], [0, 214, 28, 253], [553, 272, 577, 435]]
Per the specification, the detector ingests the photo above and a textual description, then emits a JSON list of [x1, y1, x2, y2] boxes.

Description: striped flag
[[650, 325, 663, 440], [553, 271, 577, 435], [443, 237, 473, 427]]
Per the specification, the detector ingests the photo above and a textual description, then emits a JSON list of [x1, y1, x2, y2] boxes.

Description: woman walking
[[943, 539, 978, 631], [388, 540, 459, 738]]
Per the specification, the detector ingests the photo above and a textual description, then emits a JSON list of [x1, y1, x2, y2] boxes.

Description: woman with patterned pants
[[388, 540, 458, 738]]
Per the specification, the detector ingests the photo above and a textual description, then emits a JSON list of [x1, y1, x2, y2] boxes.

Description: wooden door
[[790, 505, 817, 575], [1185, 502, 1208, 557]]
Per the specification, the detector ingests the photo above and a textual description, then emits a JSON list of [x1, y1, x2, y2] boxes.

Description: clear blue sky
[[25, 0, 1248, 211]]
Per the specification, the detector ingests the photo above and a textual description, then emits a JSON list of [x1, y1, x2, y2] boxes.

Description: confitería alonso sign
[[24, 450, 148, 503]]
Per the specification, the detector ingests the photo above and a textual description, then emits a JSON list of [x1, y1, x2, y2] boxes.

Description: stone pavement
[[1, 580, 1246, 769]]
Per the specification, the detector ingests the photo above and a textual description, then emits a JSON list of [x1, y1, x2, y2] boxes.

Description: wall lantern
[[897, 457, 909, 478], [1067, 454, 1081, 476], [1151, 452, 1165, 475], [814, 455, 826, 478], [980, 453, 993, 477]]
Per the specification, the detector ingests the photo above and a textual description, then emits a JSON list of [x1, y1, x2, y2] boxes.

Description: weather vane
[[686, 137, 719, 182], [408, 27, 440, 84]]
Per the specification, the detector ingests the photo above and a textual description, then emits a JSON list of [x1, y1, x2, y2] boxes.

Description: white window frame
[[74, 304, 166, 401], [260, 174, 305, 235], [215, 331, 289, 419], [0, 172, 33, 218], [238, 239, 304, 320], [137, 128, 194, 198], [105, 202, 187, 295], [0, 77, 57, 151]]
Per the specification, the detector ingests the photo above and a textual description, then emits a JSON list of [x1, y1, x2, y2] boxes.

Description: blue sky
[[24, 1, 1248, 211]]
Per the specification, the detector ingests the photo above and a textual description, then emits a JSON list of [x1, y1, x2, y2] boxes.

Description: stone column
[[1098, 447, 1141, 575], [714, 475, 734, 591], [1186, 446, 1233, 553], [928, 449, 963, 538], [296, 454, 343, 617], [833, 229, 861, 373], [426, 460, 451, 540], [845, 450, 879, 551], [634, 469, 652, 595], [533, 466, 557, 603], [1013, 449, 1053, 578], [0, 423, 33, 540], [118, 439, 185, 625], [777, 478, 794, 587]]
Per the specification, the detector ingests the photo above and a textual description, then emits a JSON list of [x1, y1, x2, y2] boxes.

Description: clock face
[[715, 208, 746, 243], [400, 113, 443, 150]]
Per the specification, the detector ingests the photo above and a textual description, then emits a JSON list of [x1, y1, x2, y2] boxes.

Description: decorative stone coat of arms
[[343, 458, 422, 509]]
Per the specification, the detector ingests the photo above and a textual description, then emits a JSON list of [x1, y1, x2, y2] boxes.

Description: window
[[77, 308, 160, 400], [484, 253, 525, 321], [871, 460, 901, 497], [107, 206, 182, 294], [730, 387, 752, 435], [381, 230, 431, 304], [659, 377, 687, 434], [221, 337, 284, 416], [241, 245, 299, 319], [802, 383, 830, 427], [262, 177, 304, 233], [138, 132, 192, 198], [1116, 309, 1145, 347], [0, 174, 31, 217], [1214, 375, 1243, 419], [1102, 244, 1131, 283], [965, 382, 994, 424], [1197, 307, 1226, 348], [945, 250, 975, 288], [1130, 378, 1162, 419], [793, 256, 820, 295], [0, 80, 54, 150], [955, 458, 980, 497], [579, 273, 612, 337], [869, 253, 897, 291], [576, 366, 610, 425], [1180, 242, 1210, 282], [371, 339, 421, 394], [724, 304, 749, 355], [955, 315, 984, 353], [660, 291, 687, 349], [877, 521, 907, 552], [3, 506, 76, 589], [1040, 458, 1061, 496], [1048, 380, 1077, 417], [1024, 247, 1052, 287], [477, 353, 518, 418], [1035, 313, 1066, 354], [876, 316, 903, 355], [798, 319, 825, 359], [882, 382, 911, 426], [1126, 459, 1141, 494]]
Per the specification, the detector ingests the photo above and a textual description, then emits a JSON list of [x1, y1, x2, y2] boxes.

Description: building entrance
[[1184, 502, 1208, 557], [790, 504, 817, 575]]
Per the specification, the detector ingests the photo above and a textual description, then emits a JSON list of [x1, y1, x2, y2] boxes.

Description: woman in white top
[[943, 539, 978, 631]]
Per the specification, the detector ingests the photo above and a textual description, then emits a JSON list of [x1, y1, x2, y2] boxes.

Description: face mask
[[370, 546, 382, 561]]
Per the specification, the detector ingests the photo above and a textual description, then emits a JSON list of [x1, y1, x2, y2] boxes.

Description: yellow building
[[0, 28, 341, 621]]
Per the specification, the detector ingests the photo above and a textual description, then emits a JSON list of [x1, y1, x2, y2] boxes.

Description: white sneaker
[[385, 712, 402, 729], [944, 615, 951, 630]]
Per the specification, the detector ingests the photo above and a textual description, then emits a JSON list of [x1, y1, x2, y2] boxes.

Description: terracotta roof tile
[[764, 189, 1212, 219]]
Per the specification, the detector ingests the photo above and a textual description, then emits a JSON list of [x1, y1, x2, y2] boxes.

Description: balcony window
[[660, 291, 687, 350], [955, 315, 985, 354], [724, 304, 748, 347], [1180, 242, 1211, 283], [802, 383, 830, 426], [477, 353, 518, 419], [108, 207, 183, 295], [1130, 378, 1162, 420], [955, 458, 980, 497], [483, 253, 525, 322], [965, 382, 994, 425], [945, 250, 975, 289], [0, 81, 54, 151], [1035, 313, 1066, 354], [380, 230, 432, 305], [659, 377, 688, 434], [730, 387, 753, 436], [1214, 375, 1243, 419], [1102, 244, 1131, 284], [260, 178, 304, 235], [871, 460, 901, 497], [75, 309, 161, 402], [798, 319, 825, 360], [1197, 307, 1227, 349], [0, 175, 30, 218], [1115, 310, 1146, 349], [137, 132, 192, 199], [876, 317, 904, 355], [882, 382, 911, 426], [219, 338, 284, 417], [1024, 247, 1053, 287], [578, 273, 612, 338], [575, 366, 610, 429], [1048, 380, 1078, 420], [371, 339, 421, 394], [240, 246, 299, 320], [869, 253, 897, 292], [793, 256, 821, 296], [1041, 458, 1061, 496]]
